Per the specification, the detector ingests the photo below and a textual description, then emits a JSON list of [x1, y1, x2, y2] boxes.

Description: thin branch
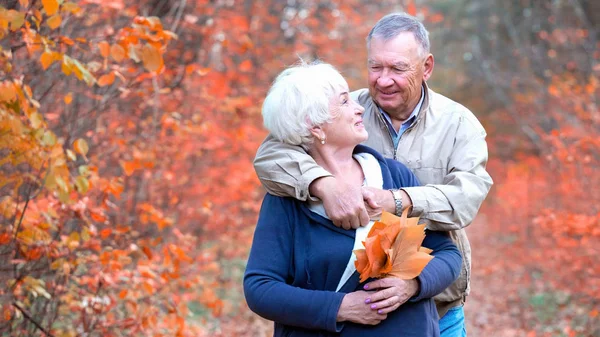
[[170, 0, 187, 33], [12, 302, 55, 337]]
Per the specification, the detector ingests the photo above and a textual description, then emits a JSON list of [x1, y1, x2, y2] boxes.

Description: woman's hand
[[336, 291, 387, 325], [362, 277, 420, 314]]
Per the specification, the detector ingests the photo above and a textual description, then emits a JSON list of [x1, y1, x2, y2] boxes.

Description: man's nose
[[377, 70, 394, 86]]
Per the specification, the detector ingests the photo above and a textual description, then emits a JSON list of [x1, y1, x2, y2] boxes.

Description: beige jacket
[[253, 84, 493, 317]]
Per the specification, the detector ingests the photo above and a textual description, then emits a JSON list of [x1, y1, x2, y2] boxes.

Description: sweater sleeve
[[243, 194, 345, 332], [411, 230, 462, 301]]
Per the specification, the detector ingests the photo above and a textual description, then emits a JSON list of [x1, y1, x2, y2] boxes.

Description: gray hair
[[367, 13, 430, 57], [262, 61, 347, 147]]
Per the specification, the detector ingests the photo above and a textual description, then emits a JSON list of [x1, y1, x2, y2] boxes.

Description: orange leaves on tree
[[354, 210, 433, 282], [46, 14, 61, 30], [41, 0, 59, 16], [239, 59, 253, 72], [110, 44, 126, 62], [64, 92, 73, 104], [97, 71, 116, 87], [0, 232, 10, 245], [39, 51, 61, 70], [406, 0, 417, 16], [98, 41, 110, 58], [73, 138, 89, 156], [140, 44, 163, 73], [0, 81, 17, 103]]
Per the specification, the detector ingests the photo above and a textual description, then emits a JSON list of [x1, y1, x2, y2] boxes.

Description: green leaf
[[41, 130, 57, 146], [75, 176, 89, 194]]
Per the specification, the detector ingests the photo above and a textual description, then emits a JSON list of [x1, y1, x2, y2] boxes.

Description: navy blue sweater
[[244, 145, 462, 337]]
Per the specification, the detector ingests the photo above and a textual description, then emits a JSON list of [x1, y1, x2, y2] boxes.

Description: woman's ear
[[310, 124, 325, 143]]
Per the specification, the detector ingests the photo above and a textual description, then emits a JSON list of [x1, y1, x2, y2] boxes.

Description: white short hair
[[262, 61, 347, 147]]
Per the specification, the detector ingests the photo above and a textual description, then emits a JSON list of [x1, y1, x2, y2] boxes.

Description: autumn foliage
[[0, 0, 598, 336], [354, 211, 432, 283]]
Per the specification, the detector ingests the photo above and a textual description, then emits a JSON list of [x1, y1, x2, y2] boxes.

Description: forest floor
[[465, 214, 531, 336]]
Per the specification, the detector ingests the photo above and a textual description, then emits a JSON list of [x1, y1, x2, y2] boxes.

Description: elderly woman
[[244, 62, 461, 337]]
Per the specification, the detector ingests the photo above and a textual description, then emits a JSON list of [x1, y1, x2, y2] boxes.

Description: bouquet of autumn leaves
[[354, 210, 433, 282]]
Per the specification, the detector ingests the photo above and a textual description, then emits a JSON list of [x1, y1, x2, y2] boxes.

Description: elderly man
[[253, 13, 493, 337]]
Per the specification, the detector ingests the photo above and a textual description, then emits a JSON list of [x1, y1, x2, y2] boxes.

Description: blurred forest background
[[0, 0, 598, 336]]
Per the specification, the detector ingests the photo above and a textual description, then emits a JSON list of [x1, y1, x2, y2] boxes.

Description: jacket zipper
[[374, 110, 399, 160]]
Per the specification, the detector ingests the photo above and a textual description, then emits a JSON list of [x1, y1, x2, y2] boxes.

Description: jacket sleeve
[[411, 230, 462, 301], [243, 194, 345, 332], [402, 119, 493, 231], [253, 135, 331, 201]]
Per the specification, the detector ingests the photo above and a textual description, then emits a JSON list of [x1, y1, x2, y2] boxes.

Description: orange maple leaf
[[354, 210, 433, 282]]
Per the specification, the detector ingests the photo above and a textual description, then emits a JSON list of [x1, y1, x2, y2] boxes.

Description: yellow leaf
[[46, 14, 61, 30], [0, 82, 17, 102], [68, 231, 80, 243], [8, 10, 25, 31], [98, 41, 109, 58], [62, 2, 81, 14], [29, 112, 43, 128], [140, 44, 163, 73], [75, 176, 89, 194], [97, 72, 115, 87], [42, 0, 59, 16], [51, 258, 65, 270], [61, 60, 72, 75], [41, 130, 56, 146], [66, 149, 76, 161], [81, 226, 90, 241], [64, 92, 73, 104], [73, 138, 88, 156], [110, 44, 125, 62], [40, 51, 55, 70]]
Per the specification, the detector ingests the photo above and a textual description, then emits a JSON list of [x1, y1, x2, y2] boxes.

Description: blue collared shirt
[[380, 86, 424, 149]]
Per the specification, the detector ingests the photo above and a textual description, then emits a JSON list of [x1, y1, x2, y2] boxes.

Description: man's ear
[[422, 54, 434, 81]]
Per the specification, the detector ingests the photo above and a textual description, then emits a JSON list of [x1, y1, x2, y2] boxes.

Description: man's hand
[[362, 277, 420, 315], [362, 187, 396, 219], [309, 177, 369, 229], [336, 291, 386, 325]]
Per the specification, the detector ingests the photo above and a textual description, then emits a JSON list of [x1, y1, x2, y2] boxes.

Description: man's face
[[367, 33, 431, 120]]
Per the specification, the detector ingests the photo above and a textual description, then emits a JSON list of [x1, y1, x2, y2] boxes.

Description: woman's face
[[321, 84, 368, 147]]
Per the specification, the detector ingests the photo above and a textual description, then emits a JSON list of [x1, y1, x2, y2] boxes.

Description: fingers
[[365, 287, 397, 304], [358, 207, 369, 227], [362, 188, 380, 209], [340, 219, 352, 230], [364, 277, 396, 291], [373, 302, 400, 315]]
